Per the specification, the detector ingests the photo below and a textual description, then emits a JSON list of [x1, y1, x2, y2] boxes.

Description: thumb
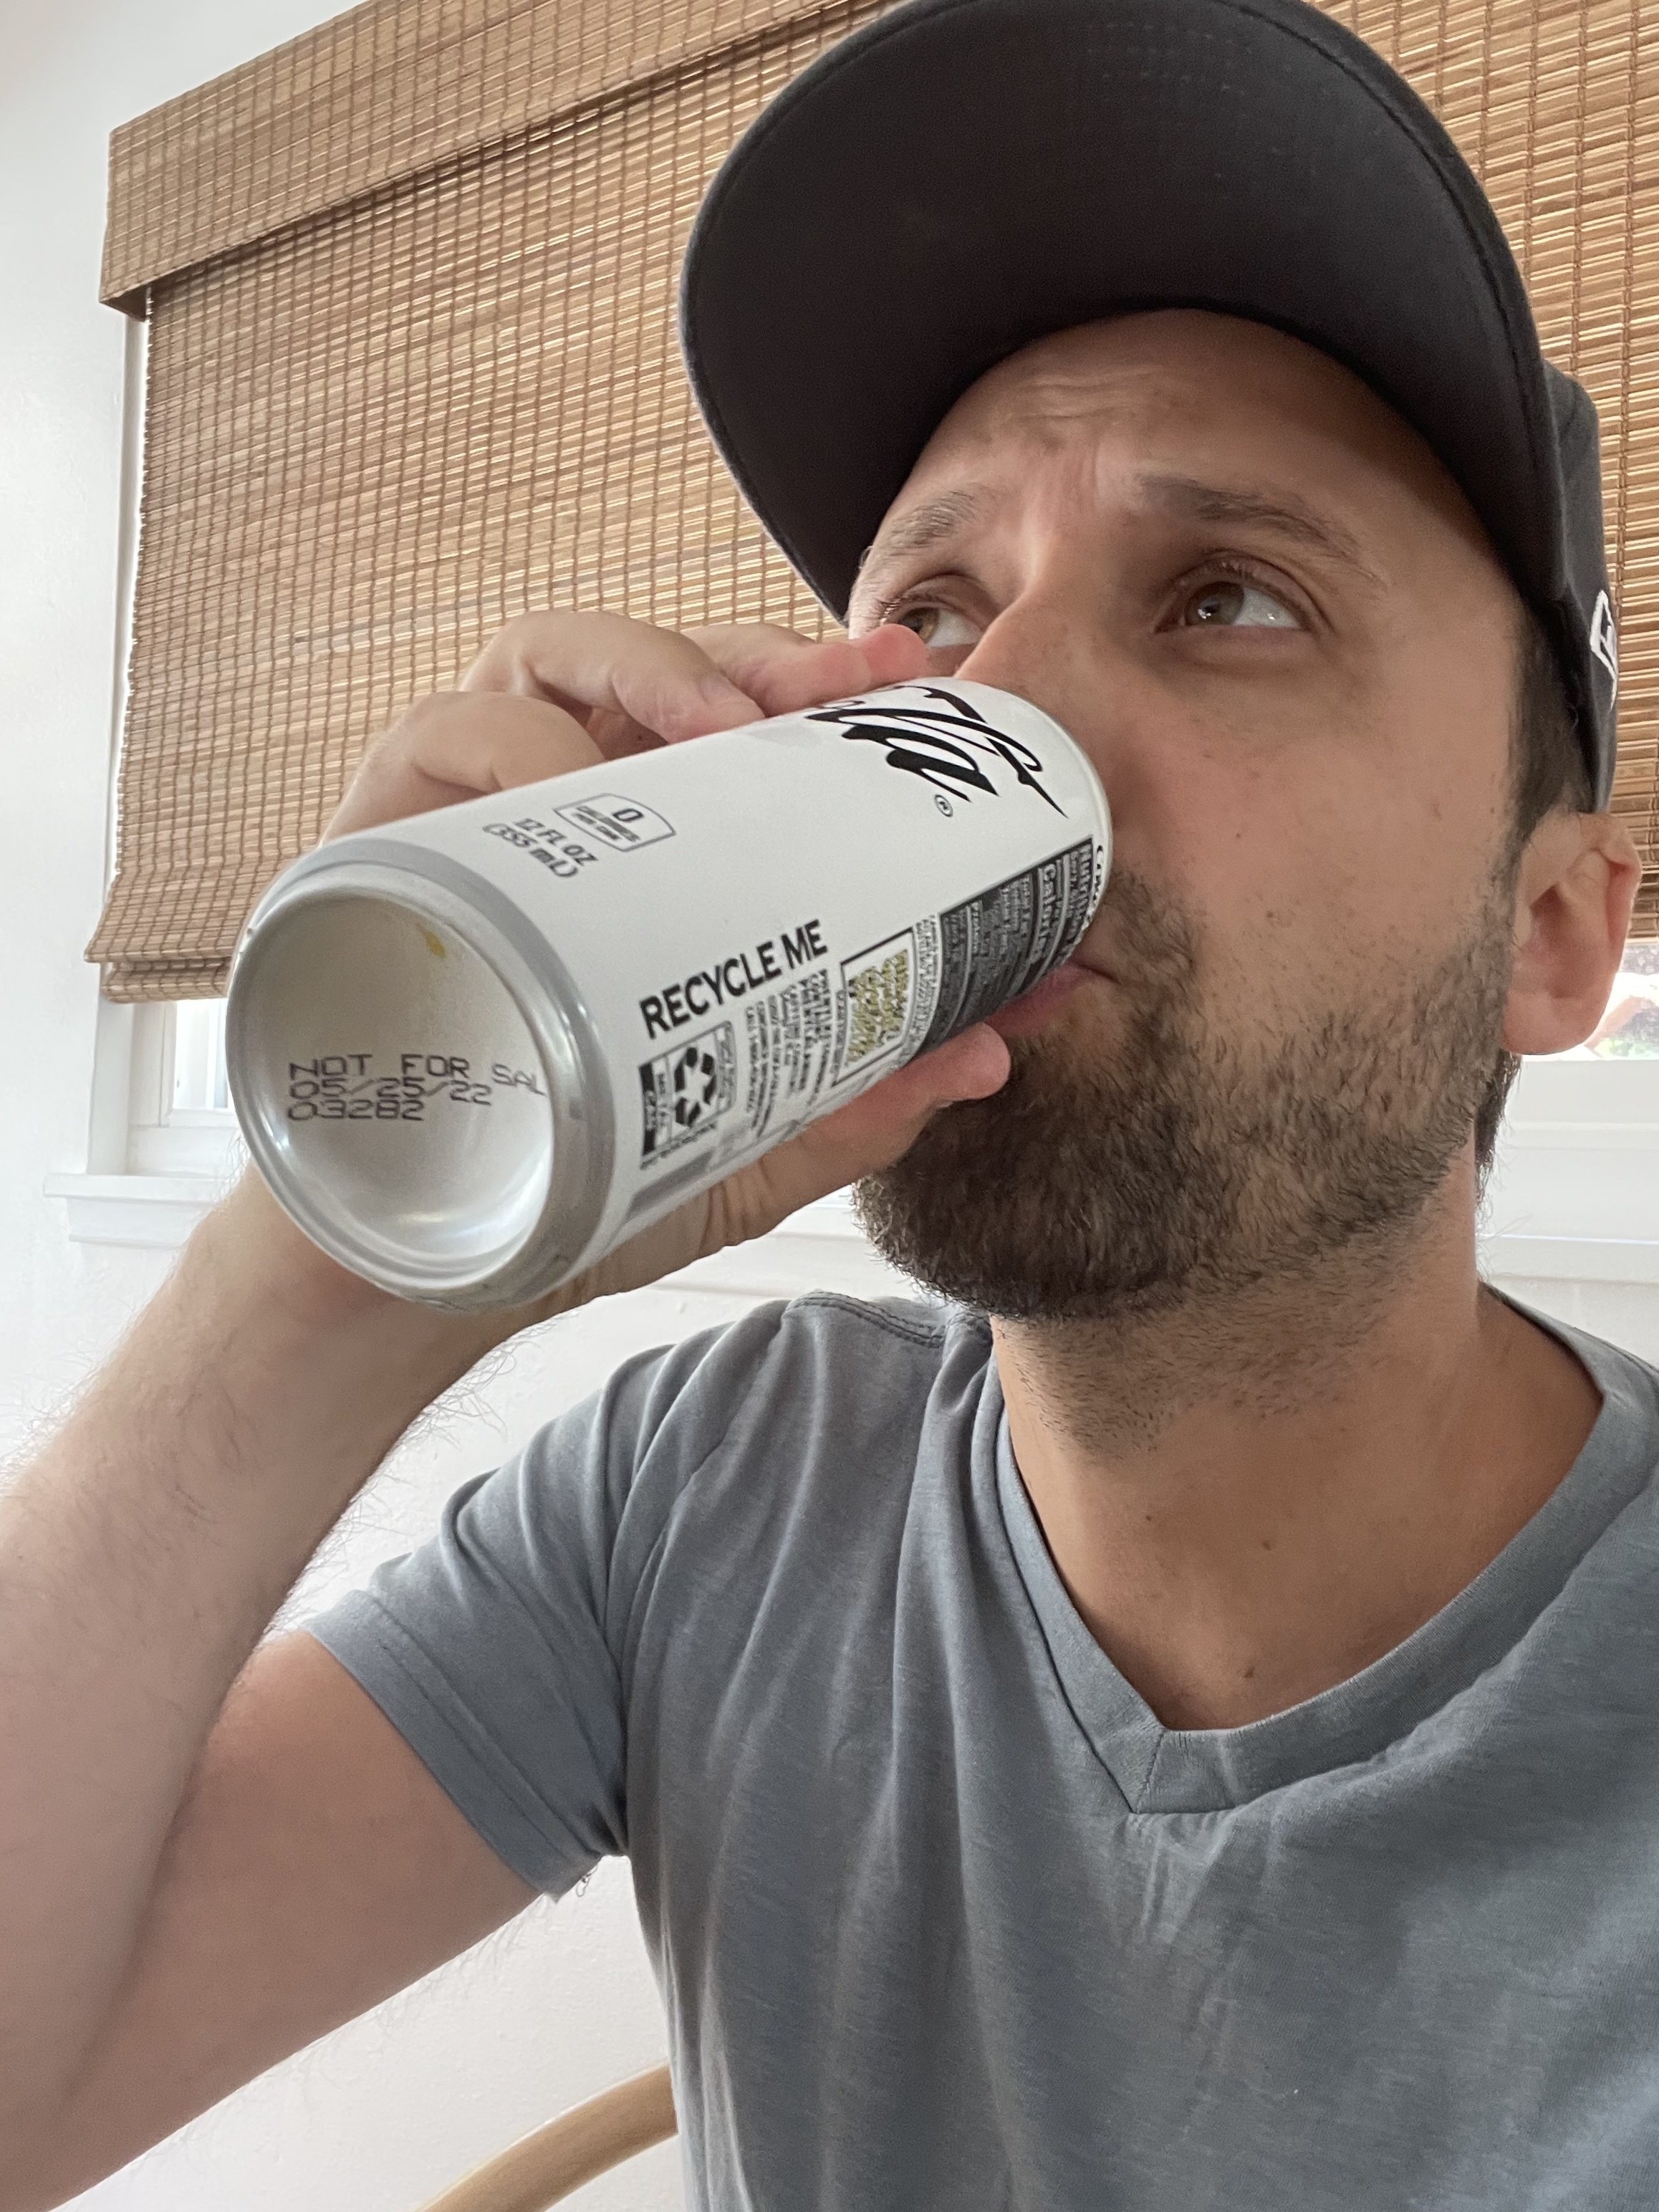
[[547, 1026, 1012, 1307], [867, 1024, 1013, 1130], [742, 1024, 1011, 1225]]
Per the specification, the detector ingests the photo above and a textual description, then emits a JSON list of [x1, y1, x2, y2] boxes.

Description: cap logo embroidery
[[1589, 589, 1619, 699]]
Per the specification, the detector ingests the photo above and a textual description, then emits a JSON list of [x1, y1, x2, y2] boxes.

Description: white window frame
[[44, 313, 246, 1246], [45, 323, 1659, 1287], [45, 996, 246, 1249]]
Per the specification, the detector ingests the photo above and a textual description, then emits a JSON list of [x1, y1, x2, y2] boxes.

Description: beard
[[854, 863, 1515, 1325]]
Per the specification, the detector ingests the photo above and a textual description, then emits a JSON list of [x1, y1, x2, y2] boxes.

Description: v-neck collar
[[987, 1297, 1659, 1813]]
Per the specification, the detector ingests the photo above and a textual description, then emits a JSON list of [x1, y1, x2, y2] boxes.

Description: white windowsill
[[41, 1174, 899, 1295], [40, 1170, 1659, 1291], [44, 1172, 234, 1250]]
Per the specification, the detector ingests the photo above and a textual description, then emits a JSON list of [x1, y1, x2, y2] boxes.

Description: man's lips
[[986, 958, 1107, 1041]]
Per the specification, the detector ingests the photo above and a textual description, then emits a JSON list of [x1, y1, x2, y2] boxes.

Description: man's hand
[[324, 610, 930, 836]]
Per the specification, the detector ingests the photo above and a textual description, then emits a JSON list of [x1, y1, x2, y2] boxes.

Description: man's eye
[[892, 604, 981, 650], [1179, 579, 1301, 629]]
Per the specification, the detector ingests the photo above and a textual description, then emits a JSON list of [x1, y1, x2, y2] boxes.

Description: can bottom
[[229, 884, 557, 1300]]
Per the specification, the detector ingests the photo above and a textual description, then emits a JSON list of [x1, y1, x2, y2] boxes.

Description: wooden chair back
[[413, 2065, 677, 2212]]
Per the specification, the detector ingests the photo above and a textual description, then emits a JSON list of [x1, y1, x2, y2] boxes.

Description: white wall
[[0, 4, 768, 2206], [4, 3, 1658, 2208]]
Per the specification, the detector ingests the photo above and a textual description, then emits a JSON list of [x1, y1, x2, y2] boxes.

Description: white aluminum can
[[226, 679, 1110, 1309]]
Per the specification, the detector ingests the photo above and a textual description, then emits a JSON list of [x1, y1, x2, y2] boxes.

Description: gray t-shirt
[[310, 1292, 1659, 2210]]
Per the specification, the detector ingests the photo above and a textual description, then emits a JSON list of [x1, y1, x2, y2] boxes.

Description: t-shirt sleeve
[[304, 1311, 769, 1898]]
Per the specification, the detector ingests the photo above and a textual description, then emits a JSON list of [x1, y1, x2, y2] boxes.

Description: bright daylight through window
[[1571, 943, 1659, 1057], [170, 997, 231, 1114]]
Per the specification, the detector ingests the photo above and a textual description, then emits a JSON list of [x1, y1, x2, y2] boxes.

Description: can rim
[[226, 845, 615, 1310]]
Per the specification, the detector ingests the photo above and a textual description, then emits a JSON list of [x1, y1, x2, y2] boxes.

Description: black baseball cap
[[679, 0, 1619, 809]]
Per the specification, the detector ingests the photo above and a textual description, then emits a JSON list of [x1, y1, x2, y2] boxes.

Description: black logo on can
[[804, 686, 1062, 812]]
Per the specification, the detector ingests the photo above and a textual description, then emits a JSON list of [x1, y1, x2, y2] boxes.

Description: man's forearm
[[0, 1173, 509, 2160]]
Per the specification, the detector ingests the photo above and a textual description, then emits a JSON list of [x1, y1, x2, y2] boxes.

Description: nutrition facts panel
[[913, 837, 1100, 1057], [741, 965, 837, 1147]]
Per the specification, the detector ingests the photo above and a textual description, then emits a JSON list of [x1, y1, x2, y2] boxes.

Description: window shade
[[89, 0, 1658, 999]]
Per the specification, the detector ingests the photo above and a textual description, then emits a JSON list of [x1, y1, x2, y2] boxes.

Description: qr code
[[639, 1021, 738, 1162], [840, 931, 915, 1072]]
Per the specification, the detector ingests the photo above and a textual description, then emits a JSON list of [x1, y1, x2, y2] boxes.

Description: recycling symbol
[[673, 1042, 721, 1130]]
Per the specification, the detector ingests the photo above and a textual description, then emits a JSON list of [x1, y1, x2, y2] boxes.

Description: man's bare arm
[[0, 1180, 534, 2208], [0, 614, 1008, 2210], [21, 1631, 534, 2208]]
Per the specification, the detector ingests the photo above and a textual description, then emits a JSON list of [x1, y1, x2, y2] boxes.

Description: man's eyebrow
[[850, 486, 993, 612], [1136, 471, 1385, 589], [847, 468, 1385, 620]]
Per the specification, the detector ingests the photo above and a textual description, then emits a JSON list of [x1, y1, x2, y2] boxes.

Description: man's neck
[[991, 1178, 1602, 1731]]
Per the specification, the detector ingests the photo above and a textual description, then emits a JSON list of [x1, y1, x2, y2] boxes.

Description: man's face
[[845, 310, 1526, 1320]]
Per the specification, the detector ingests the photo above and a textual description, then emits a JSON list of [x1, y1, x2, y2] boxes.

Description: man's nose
[[951, 592, 1128, 796]]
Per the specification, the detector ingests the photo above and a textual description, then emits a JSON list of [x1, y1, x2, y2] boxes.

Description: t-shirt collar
[[988, 1296, 1659, 1813]]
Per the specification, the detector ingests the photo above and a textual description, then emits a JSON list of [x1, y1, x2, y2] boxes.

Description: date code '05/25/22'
[[285, 1053, 547, 1122]]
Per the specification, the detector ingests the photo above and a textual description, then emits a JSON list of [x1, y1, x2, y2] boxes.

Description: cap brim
[[680, 0, 1565, 626]]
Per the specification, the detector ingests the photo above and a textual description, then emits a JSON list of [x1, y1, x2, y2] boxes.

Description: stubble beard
[[853, 865, 1516, 1341]]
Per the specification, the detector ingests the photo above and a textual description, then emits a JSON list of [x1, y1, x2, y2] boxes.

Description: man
[[1, 0, 1649, 2203]]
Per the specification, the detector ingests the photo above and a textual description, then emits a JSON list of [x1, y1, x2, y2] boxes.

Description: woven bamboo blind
[[90, 0, 1658, 997]]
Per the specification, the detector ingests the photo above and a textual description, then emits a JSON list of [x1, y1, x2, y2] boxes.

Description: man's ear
[[1503, 811, 1643, 1055]]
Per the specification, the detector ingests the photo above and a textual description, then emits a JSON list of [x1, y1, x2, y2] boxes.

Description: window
[[83, 0, 852, 1004], [1558, 943, 1659, 1059], [123, 999, 239, 1180], [56, 0, 865, 1251], [170, 998, 231, 1115]]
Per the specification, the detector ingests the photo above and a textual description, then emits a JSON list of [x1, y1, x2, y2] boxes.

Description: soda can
[[226, 679, 1110, 1309]]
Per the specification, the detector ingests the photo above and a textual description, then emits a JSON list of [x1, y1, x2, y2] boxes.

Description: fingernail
[[946, 1026, 1011, 1097]]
